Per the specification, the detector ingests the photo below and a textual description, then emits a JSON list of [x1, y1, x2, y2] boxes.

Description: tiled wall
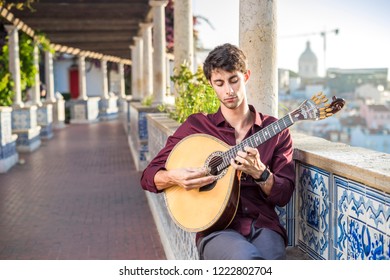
[[0, 107, 18, 172], [296, 163, 390, 260]]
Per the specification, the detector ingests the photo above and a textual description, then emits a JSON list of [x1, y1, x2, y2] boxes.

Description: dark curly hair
[[203, 43, 248, 81]]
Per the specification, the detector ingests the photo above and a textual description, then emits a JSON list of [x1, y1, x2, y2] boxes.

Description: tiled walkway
[[0, 120, 166, 260]]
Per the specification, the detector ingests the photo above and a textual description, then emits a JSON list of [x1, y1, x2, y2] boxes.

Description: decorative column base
[[99, 96, 119, 121], [37, 103, 54, 140], [52, 96, 66, 129], [128, 102, 160, 171], [69, 97, 101, 124], [0, 107, 19, 173], [12, 105, 42, 153], [13, 127, 42, 152]]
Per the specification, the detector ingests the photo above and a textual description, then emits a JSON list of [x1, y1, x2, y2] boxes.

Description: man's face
[[209, 69, 249, 110]]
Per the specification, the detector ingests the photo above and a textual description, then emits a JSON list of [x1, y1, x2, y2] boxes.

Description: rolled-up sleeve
[[266, 129, 295, 206]]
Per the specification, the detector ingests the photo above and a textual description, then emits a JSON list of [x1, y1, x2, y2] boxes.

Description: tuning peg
[[311, 97, 322, 104], [326, 113, 333, 117], [325, 108, 333, 112]]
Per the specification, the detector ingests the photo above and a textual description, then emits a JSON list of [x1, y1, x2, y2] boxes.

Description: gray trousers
[[197, 227, 286, 260]]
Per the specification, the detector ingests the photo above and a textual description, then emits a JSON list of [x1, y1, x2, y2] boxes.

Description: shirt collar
[[212, 105, 264, 128]]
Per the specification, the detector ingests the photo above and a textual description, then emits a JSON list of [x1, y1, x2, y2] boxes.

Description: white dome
[[299, 41, 317, 62], [298, 41, 318, 78]]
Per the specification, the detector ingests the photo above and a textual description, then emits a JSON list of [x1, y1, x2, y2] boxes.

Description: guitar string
[[206, 113, 297, 173]]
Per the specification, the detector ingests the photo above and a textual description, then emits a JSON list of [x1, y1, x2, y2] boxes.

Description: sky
[[192, 0, 390, 78]]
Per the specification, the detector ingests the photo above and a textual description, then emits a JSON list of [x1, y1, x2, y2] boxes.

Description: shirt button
[[244, 207, 248, 212]]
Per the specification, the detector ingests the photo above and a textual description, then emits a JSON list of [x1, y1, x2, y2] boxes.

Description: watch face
[[260, 169, 270, 182]]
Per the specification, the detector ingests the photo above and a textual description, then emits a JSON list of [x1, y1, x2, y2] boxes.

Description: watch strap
[[254, 167, 270, 183]]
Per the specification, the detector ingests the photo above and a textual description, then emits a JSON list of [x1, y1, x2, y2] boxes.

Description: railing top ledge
[[292, 132, 390, 193]]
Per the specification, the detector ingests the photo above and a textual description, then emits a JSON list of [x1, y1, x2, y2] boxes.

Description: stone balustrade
[[0, 107, 19, 173]]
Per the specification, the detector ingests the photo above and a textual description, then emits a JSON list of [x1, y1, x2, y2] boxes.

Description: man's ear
[[244, 69, 251, 82]]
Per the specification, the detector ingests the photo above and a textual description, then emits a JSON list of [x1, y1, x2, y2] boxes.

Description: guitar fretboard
[[217, 114, 294, 172]]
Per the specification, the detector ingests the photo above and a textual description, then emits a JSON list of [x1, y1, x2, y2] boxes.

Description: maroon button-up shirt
[[140, 105, 295, 245]]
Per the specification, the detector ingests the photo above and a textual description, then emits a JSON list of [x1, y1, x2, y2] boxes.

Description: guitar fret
[[219, 114, 295, 172]]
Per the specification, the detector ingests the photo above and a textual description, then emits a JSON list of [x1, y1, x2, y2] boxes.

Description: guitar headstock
[[291, 92, 346, 122]]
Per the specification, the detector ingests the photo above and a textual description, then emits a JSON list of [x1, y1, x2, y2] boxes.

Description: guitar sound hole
[[199, 153, 228, 192], [208, 156, 223, 176]]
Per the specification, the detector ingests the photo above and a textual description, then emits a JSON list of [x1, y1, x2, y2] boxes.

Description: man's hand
[[230, 146, 266, 179], [155, 167, 216, 191]]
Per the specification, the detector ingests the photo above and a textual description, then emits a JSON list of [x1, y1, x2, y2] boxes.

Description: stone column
[[150, 0, 168, 104], [140, 23, 153, 99], [129, 45, 140, 100], [173, 0, 194, 73], [78, 55, 88, 100], [5, 25, 23, 108], [31, 44, 42, 106], [239, 0, 278, 117], [70, 55, 100, 123], [118, 62, 126, 99], [101, 59, 109, 99], [134, 37, 144, 99], [44, 50, 56, 103], [117, 62, 128, 114]]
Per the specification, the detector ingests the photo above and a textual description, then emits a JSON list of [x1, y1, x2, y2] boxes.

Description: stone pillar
[[150, 0, 168, 104], [4, 25, 23, 108], [44, 50, 56, 103], [31, 44, 42, 106], [117, 62, 128, 116], [118, 62, 126, 99], [173, 0, 194, 74], [239, 0, 278, 117], [6, 25, 41, 151], [129, 45, 140, 100], [70, 55, 100, 123], [99, 59, 118, 120], [134, 37, 144, 99], [78, 55, 88, 100], [101, 59, 109, 100], [31, 48, 53, 140], [140, 23, 153, 99]]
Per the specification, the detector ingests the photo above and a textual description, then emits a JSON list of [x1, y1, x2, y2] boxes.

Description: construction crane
[[281, 28, 339, 74]]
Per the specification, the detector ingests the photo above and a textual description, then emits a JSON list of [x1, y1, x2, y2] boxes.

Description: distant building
[[355, 84, 382, 103], [350, 127, 390, 154], [326, 68, 388, 94], [360, 103, 390, 129], [278, 68, 301, 95], [298, 41, 318, 78]]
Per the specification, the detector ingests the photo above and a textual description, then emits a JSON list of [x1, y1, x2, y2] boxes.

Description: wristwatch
[[254, 167, 271, 184]]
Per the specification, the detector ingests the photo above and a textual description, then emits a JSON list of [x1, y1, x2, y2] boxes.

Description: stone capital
[[139, 22, 153, 30], [4, 24, 17, 34], [149, 0, 168, 8]]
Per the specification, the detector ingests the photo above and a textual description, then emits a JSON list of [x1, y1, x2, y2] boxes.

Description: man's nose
[[225, 83, 234, 94]]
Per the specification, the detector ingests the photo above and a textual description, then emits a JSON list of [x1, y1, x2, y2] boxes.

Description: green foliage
[[0, 31, 51, 106], [0, 0, 36, 11], [0, 44, 14, 106], [141, 95, 153, 106], [19, 32, 37, 95], [159, 63, 220, 123]]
